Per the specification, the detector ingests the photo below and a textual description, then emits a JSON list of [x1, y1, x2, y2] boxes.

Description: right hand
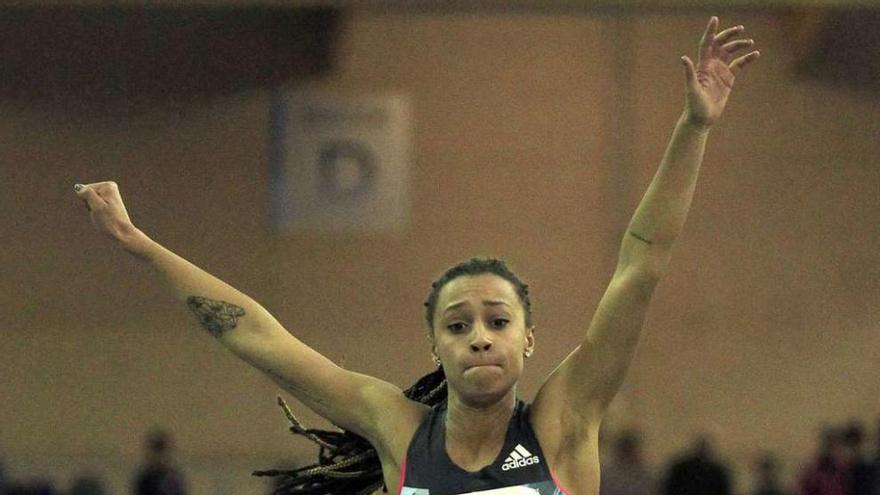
[[74, 181, 138, 243]]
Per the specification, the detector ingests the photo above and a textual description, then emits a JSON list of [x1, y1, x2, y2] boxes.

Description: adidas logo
[[501, 444, 540, 471]]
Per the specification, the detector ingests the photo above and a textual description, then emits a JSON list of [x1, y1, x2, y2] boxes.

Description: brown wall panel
[[1, 8, 878, 495]]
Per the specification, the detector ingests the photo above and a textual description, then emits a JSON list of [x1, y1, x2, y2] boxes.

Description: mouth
[[465, 363, 502, 371]]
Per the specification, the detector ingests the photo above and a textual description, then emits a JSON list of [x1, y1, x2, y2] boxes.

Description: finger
[[74, 183, 108, 211], [87, 181, 121, 205], [730, 50, 760, 76], [721, 38, 754, 56], [74, 184, 92, 211], [681, 55, 697, 88], [699, 16, 719, 61], [715, 24, 745, 46], [96, 180, 122, 205]]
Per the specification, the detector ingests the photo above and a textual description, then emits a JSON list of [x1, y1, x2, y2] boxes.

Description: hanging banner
[[269, 91, 412, 234]]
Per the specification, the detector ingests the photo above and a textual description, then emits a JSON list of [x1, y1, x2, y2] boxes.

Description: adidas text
[[501, 456, 540, 471]]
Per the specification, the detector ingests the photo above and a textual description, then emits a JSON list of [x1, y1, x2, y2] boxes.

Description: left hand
[[682, 16, 760, 128]]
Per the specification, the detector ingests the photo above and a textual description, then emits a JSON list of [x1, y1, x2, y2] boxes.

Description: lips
[[465, 363, 502, 370]]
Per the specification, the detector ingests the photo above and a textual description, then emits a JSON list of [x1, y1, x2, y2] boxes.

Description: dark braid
[[255, 256, 530, 494], [253, 367, 447, 494]]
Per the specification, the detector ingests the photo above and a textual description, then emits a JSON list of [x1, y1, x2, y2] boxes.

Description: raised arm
[[533, 15, 759, 457], [74, 181, 422, 448]]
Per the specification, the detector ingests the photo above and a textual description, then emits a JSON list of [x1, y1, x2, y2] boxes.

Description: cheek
[[433, 338, 456, 360], [511, 352, 525, 371]]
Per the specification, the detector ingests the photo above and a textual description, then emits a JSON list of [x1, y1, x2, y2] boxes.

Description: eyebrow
[[443, 300, 511, 315]]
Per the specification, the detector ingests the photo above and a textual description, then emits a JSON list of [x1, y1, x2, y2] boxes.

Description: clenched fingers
[[73, 181, 118, 211]]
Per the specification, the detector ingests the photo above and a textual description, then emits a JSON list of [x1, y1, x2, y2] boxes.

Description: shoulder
[[374, 400, 432, 491], [527, 397, 601, 495], [370, 397, 431, 469], [529, 387, 601, 457]]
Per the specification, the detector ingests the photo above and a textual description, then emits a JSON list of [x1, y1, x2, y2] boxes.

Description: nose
[[469, 322, 492, 352]]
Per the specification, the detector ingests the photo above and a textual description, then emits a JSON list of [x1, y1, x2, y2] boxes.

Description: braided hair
[[254, 256, 532, 494], [252, 368, 447, 494]]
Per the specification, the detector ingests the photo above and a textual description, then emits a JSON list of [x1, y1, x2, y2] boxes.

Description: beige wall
[[1, 9, 878, 495]]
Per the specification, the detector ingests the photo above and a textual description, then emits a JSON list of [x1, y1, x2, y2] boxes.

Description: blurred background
[[1, 1, 878, 494]]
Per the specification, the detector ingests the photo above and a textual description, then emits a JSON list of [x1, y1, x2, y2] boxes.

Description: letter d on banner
[[269, 91, 411, 234]]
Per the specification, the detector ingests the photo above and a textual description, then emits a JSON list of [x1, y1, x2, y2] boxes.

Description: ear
[[430, 342, 443, 367], [524, 326, 536, 357], [429, 336, 437, 359]]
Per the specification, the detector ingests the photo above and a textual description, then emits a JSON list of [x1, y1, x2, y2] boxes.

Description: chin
[[460, 388, 511, 408]]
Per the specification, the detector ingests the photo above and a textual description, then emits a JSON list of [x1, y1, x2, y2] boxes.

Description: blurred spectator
[[6, 481, 55, 495], [796, 426, 849, 495], [875, 417, 880, 463], [602, 429, 657, 495], [68, 475, 106, 495], [0, 455, 6, 495], [663, 434, 732, 495], [842, 421, 879, 495], [874, 419, 880, 495], [752, 453, 788, 495], [131, 429, 188, 495]]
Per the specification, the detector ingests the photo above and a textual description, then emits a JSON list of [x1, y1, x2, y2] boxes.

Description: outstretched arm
[[533, 15, 759, 456], [580, 17, 759, 410], [74, 182, 422, 447]]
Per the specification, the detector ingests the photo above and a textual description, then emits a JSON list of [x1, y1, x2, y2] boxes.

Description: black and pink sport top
[[398, 400, 571, 495]]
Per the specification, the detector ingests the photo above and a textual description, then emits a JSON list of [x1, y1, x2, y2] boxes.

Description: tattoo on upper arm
[[628, 230, 653, 245], [186, 296, 246, 337]]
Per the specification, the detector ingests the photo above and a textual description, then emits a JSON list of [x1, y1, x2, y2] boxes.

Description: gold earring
[[433, 356, 442, 367], [524, 350, 532, 358]]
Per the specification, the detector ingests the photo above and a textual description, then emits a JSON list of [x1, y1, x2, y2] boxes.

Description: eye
[[447, 322, 467, 333], [490, 318, 509, 329]]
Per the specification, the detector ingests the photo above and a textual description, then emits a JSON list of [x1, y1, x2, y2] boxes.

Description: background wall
[[1, 6, 878, 495]]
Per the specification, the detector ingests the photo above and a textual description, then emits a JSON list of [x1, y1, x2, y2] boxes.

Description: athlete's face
[[431, 274, 535, 406]]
